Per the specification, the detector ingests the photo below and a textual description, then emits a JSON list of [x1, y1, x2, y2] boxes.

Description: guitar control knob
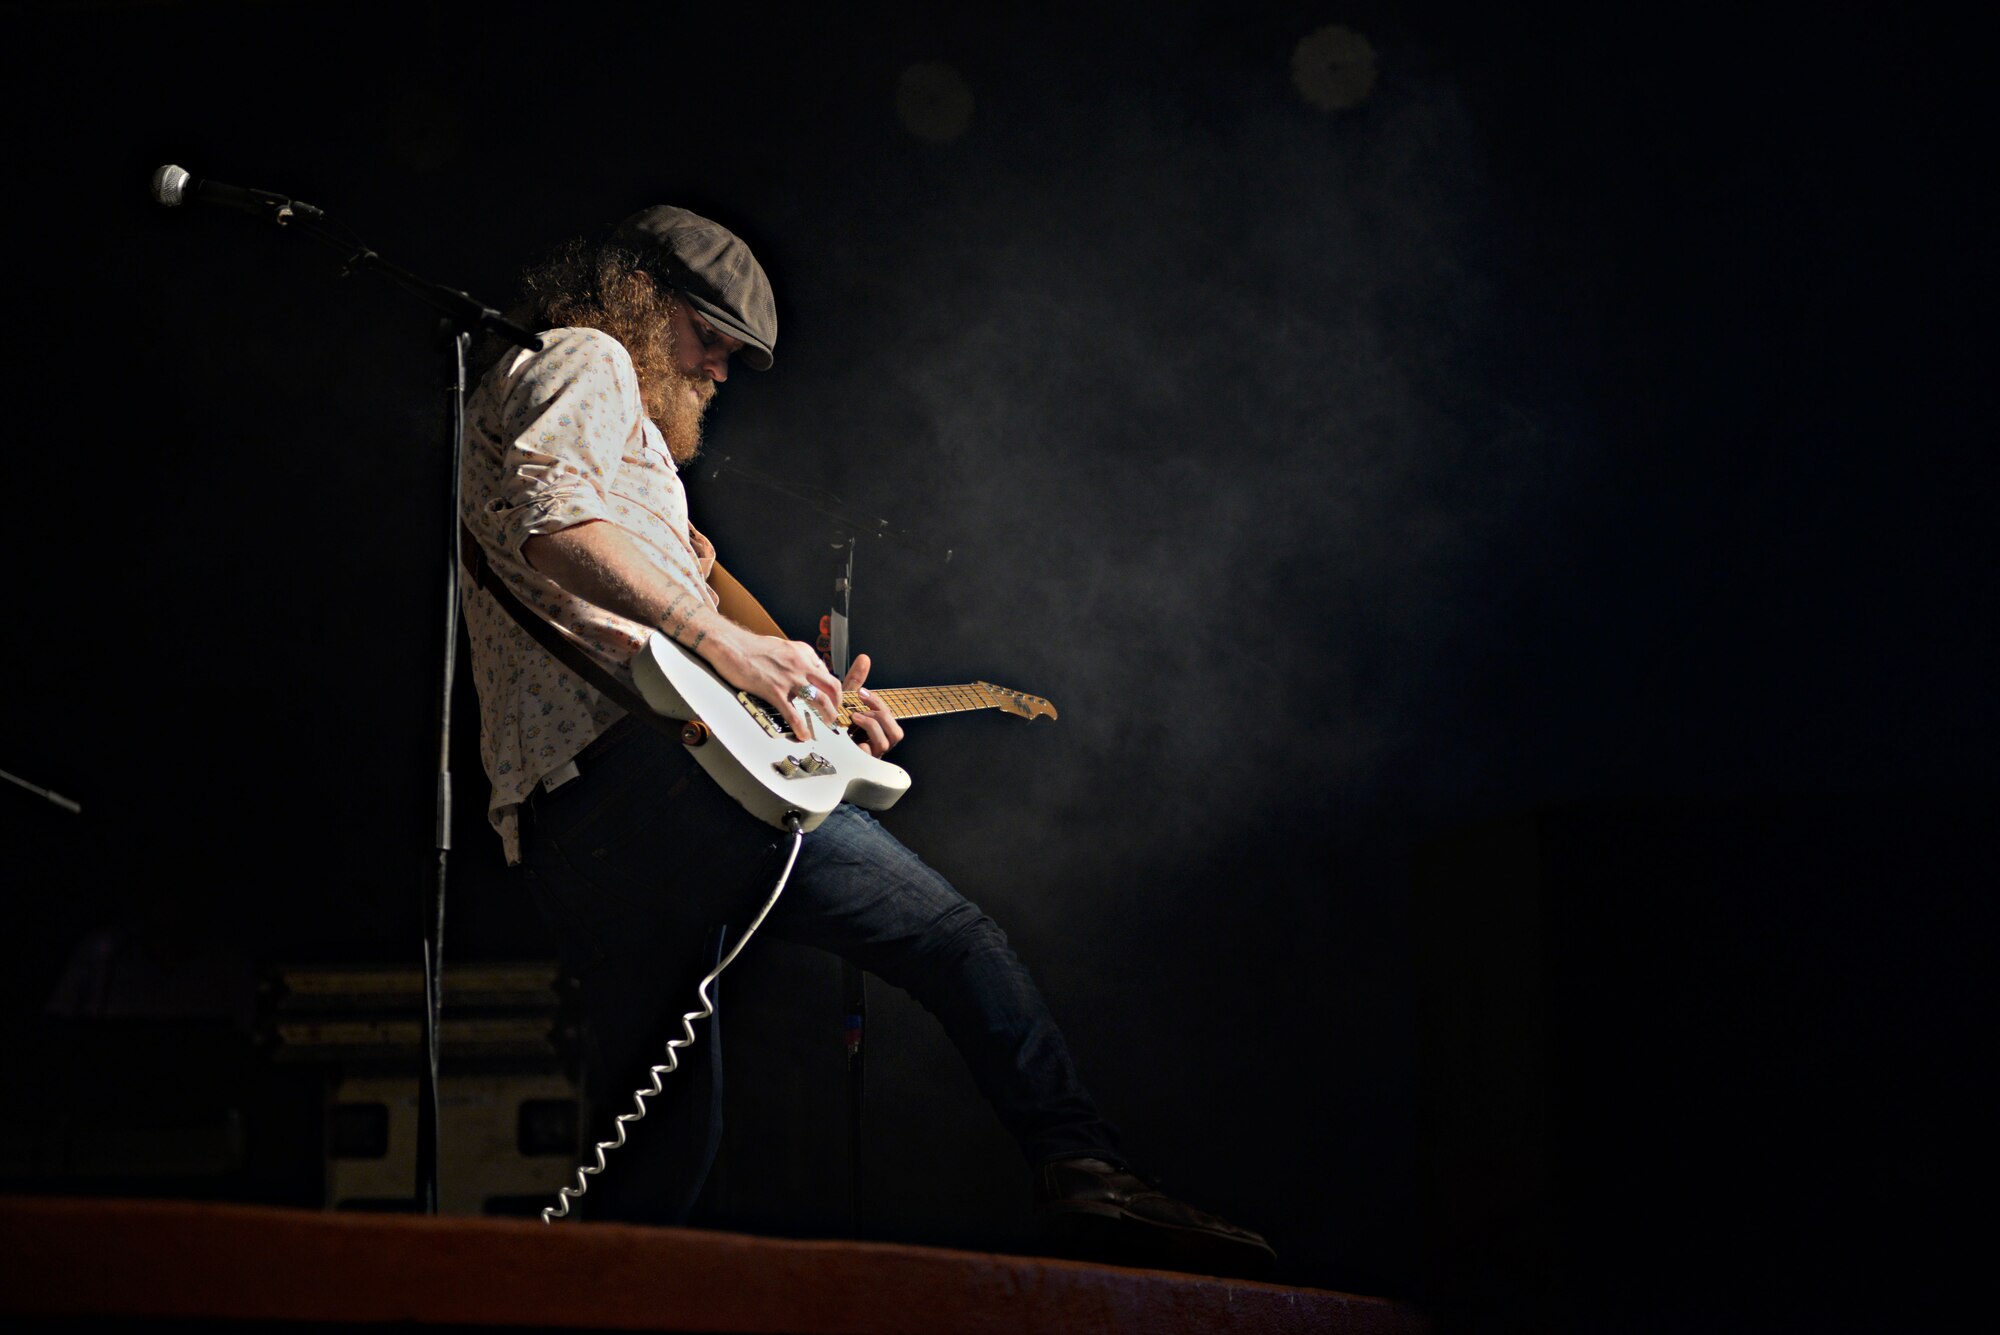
[[680, 721, 710, 747], [773, 756, 800, 777]]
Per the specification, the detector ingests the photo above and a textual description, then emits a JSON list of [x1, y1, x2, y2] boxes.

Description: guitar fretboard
[[842, 685, 992, 721]]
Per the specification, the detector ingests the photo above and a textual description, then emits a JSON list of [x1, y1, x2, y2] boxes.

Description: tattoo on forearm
[[665, 591, 702, 644]]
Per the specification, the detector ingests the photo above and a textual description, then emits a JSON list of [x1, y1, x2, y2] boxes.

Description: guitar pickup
[[773, 753, 835, 779]]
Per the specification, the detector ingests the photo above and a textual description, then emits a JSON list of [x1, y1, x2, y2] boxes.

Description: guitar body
[[630, 631, 912, 832]]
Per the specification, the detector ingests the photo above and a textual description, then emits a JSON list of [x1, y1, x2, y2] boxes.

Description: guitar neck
[[842, 685, 995, 720]]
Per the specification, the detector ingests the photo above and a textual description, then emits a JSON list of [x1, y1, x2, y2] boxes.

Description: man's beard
[[652, 362, 713, 465]]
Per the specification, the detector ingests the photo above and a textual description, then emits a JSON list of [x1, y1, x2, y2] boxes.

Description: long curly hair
[[515, 240, 694, 434]]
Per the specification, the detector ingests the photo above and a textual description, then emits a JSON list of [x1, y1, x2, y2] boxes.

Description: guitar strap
[[457, 525, 788, 736], [704, 558, 788, 640]]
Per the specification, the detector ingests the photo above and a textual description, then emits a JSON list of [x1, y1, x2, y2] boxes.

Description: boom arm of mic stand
[[705, 455, 953, 565], [281, 212, 544, 353]]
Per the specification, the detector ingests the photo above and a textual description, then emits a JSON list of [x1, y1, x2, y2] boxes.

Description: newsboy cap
[[607, 205, 776, 370]]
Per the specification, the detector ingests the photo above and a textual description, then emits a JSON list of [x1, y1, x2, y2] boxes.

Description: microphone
[[150, 164, 323, 220]]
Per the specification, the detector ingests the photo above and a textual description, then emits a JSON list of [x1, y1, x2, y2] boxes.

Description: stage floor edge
[[1, 1194, 1424, 1334]]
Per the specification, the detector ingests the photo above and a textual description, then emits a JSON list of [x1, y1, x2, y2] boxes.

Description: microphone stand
[[171, 187, 542, 1214], [704, 455, 951, 1237]]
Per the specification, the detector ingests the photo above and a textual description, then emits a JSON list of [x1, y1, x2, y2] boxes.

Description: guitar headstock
[[974, 682, 1059, 722]]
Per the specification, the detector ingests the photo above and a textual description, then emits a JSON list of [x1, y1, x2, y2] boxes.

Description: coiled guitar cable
[[540, 812, 806, 1224]]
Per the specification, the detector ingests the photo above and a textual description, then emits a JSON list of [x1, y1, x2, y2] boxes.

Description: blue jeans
[[520, 718, 1123, 1223]]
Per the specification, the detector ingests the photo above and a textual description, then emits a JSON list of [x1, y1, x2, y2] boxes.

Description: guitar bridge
[[737, 690, 784, 739]]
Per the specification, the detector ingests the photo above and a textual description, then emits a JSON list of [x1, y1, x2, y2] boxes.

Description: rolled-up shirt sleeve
[[480, 327, 643, 554]]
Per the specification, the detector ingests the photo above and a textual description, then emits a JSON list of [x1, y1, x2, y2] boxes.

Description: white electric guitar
[[630, 631, 1058, 832]]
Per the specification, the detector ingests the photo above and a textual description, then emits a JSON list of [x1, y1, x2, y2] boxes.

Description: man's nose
[[705, 349, 730, 382]]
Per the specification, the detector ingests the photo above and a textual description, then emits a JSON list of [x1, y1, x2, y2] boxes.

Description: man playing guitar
[[457, 204, 1271, 1276]]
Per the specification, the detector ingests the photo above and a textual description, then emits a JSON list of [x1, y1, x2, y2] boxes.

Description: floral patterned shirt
[[458, 327, 719, 863]]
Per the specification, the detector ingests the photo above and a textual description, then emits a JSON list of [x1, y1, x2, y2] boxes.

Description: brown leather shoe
[[1034, 1157, 1276, 1278]]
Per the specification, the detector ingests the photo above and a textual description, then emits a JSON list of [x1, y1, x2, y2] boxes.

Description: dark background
[[3, 1, 1991, 1330]]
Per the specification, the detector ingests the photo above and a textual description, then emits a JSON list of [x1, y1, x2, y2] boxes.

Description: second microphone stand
[[707, 455, 952, 1238], [825, 534, 867, 1238]]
